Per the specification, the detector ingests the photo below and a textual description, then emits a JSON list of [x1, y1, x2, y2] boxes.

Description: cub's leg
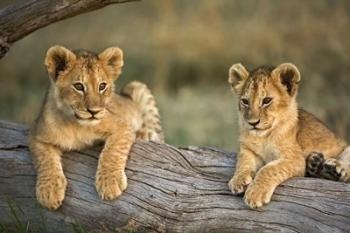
[[228, 148, 263, 194], [30, 140, 67, 210], [327, 146, 350, 182], [121, 81, 164, 143], [307, 147, 350, 182], [244, 157, 305, 208], [322, 159, 350, 182], [95, 124, 135, 200]]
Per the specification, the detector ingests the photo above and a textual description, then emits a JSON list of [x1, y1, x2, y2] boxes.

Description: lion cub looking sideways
[[29, 46, 163, 210], [227, 63, 350, 208]]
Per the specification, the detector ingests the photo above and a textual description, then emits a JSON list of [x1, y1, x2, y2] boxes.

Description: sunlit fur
[[29, 46, 164, 210], [227, 63, 349, 209]]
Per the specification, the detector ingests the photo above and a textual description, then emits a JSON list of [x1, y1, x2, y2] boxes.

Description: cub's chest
[[48, 125, 103, 151], [246, 141, 281, 163]]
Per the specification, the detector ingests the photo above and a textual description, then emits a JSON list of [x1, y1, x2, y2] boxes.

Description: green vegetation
[[0, 200, 88, 233], [70, 221, 87, 233], [0, 0, 349, 149], [0, 200, 30, 233]]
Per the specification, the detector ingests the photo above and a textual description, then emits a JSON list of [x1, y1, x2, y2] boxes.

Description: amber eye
[[99, 82, 107, 91], [262, 97, 272, 106], [73, 83, 84, 92], [241, 98, 249, 106]]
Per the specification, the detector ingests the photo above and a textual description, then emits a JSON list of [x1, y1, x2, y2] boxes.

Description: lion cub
[[29, 46, 163, 210], [227, 63, 350, 208]]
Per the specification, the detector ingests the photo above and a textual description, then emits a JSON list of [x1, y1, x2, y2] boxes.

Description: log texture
[[0, 0, 138, 59], [0, 120, 349, 233]]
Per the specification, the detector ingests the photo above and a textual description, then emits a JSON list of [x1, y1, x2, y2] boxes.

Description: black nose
[[248, 120, 260, 127], [87, 108, 101, 116]]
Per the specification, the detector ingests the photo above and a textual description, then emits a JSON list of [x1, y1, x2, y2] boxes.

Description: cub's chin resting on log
[[29, 46, 163, 210], [227, 62, 350, 209]]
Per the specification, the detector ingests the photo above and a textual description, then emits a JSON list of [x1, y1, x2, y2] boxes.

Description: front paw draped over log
[[95, 170, 127, 200], [36, 173, 67, 210]]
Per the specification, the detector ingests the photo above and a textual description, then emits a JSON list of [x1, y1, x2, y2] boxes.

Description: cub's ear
[[228, 63, 249, 94], [272, 63, 301, 96], [45, 46, 76, 81], [98, 47, 124, 79]]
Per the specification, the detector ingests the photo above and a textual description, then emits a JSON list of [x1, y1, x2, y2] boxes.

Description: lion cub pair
[[29, 46, 349, 210]]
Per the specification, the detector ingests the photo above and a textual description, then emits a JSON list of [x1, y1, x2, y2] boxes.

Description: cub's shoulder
[[298, 109, 330, 130], [297, 108, 346, 155]]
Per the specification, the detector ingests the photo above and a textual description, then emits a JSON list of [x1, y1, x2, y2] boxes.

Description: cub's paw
[[96, 171, 128, 200], [244, 183, 274, 209], [322, 159, 350, 182], [228, 172, 253, 195], [306, 152, 324, 177], [36, 174, 67, 210]]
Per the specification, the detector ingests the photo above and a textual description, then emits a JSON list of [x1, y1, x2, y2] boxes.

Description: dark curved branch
[[0, 0, 139, 59]]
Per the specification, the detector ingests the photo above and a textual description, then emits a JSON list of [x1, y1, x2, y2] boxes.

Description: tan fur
[[227, 63, 348, 209], [121, 81, 164, 142], [29, 46, 163, 210]]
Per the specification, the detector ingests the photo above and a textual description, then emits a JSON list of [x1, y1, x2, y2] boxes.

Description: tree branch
[[0, 120, 349, 232], [0, 0, 139, 59]]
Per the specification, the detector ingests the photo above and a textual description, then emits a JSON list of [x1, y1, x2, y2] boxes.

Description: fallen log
[[0, 120, 349, 233]]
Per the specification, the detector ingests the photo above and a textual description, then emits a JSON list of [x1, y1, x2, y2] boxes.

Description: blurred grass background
[[0, 0, 349, 150]]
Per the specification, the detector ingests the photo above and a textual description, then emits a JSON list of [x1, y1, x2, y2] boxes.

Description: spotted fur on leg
[[306, 152, 325, 177]]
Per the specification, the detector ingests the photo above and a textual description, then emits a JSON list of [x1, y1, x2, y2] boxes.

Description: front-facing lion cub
[[227, 63, 350, 208], [29, 46, 163, 210]]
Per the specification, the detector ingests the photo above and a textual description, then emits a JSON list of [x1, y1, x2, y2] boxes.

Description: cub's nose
[[87, 108, 102, 116], [248, 119, 260, 127]]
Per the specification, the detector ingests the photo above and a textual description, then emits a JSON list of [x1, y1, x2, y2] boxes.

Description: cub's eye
[[73, 83, 84, 92], [262, 97, 272, 106], [99, 82, 107, 91], [241, 98, 249, 106]]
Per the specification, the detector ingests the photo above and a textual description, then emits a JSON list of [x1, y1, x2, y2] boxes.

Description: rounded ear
[[228, 63, 249, 94], [272, 63, 301, 96], [45, 46, 76, 81], [98, 47, 124, 79]]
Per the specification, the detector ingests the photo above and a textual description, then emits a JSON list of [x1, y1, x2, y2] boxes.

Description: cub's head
[[45, 45, 123, 125], [228, 63, 301, 134]]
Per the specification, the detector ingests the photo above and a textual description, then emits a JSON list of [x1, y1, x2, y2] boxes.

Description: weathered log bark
[[0, 0, 138, 59], [0, 120, 349, 233]]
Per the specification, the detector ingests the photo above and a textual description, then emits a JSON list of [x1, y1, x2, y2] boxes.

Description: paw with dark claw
[[321, 159, 343, 181], [306, 152, 325, 177]]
